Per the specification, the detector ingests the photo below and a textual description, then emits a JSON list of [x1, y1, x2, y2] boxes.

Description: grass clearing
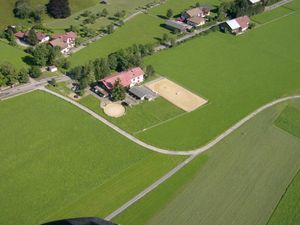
[[0, 41, 28, 69], [0, 91, 184, 225], [116, 100, 300, 225], [79, 94, 185, 134], [275, 106, 300, 138], [136, 3, 300, 150]]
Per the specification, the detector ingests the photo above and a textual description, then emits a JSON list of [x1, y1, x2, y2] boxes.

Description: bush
[[29, 66, 41, 78]]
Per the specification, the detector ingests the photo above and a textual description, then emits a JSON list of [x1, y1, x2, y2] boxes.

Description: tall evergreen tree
[[47, 0, 71, 18], [27, 29, 38, 46]]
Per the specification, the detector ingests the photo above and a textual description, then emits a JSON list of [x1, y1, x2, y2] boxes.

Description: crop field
[[251, 6, 295, 24], [0, 91, 184, 225], [135, 2, 300, 150], [275, 106, 300, 138], [0, 41, 28, 69], [115, 99, 300, 225], [79, 94, 184, 134]]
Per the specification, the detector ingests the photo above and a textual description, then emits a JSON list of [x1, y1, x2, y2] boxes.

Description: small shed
[[129, 86, 158, 101], [48, 66, 58, 72]]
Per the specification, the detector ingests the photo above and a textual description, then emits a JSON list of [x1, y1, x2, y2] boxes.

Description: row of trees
[[0, 63, 29, 87], [68, 43, 155, 95], [218, 0, 264, 19]]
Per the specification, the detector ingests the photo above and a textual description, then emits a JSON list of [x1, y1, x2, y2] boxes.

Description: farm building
[[15, 31, 50, 44], [181, 7, 210, 20], [41, 217, 116, 225], [187, 16, 205, 27], [100, 67, 144, 91], [50, 32, 77, 54], [129, 86, 158, 101], [225, 16, 250, 35], [165, 20, 191, 32], [48, 66, 58, 72]]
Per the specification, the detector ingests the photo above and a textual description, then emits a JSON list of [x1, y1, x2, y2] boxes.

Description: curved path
[[40, 87, 300, 156]]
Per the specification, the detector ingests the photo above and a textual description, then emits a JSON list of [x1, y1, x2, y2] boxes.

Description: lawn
[[0, 41, 28, 69], [135, 2, 300, 150], [275, 106, 300, 138], [0, 91, 185, 225], [251, 5, 294, 24], [79, 94, 185, 134], [115, 99, 300, 225]]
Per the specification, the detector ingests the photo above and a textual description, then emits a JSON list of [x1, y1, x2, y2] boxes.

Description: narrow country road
[[40, 87, 300, 156]]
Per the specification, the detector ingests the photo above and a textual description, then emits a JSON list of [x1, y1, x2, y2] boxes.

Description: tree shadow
[[22, 56, 35, 66]]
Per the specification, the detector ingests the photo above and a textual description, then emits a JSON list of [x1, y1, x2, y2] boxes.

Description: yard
[[0, 91, 185, 225], [135, 1, 300, 150], [79, 94, 185, 134], [115, 99, 300, 225]]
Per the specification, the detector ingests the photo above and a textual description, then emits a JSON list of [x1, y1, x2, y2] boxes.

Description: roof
[[15, 31, 25, 39], [166, 20, 187, 30], [50, 38, 68, 49], [187, 16, 205, 25], [236, 16, 250, 29], [41, 217, 116, 225], [226, 19, 241, 30], [185, 8, 203, 17], [36, 32, 48, 41], [249, 0, 261, 3], [100, 67, 144, 90], [129, 86, 157, 99], [52, 32, 77, 42], [15, 31, 48, 41]]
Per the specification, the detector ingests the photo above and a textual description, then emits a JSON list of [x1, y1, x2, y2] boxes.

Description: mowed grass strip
[[79, 94, 185, 134], [138, 4, 300, 150], [274, 106, 300, 138], [0, 91, 184, 225], [115, 100, 300, 225], [0, 41, 28, 68]]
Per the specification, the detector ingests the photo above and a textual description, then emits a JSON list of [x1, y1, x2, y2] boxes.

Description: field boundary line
[[255, 11, 296, 28]]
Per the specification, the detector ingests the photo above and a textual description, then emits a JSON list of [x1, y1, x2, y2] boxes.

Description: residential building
[[225, 16, 250, 35], [100, 67, 144, 91], [50, 32, 77, 54], [248, 0, 261, 4], [187, 16, 205, 27], [181, 7, 210, 20], [15, 31, 50, 44]]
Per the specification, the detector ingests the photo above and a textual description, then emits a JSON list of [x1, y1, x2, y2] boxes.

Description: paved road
[[0, 76, 70, 100], [40, 87, 300, 156], [265, 0, 294, 11]]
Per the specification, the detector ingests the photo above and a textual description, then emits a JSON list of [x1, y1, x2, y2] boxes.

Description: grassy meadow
[[0, 91, 185, 225], [79, 94, 185, 134], [115, 99, 300, 225], [134, 2, 300, 150], [275, 106, 300, 138], [0, 41, 28, 69]]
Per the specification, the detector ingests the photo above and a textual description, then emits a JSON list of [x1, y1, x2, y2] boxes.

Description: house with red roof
[[50, 32, 77, 54], [15, 31, 50, 44], [225, 16, 250, 35], [100, 67, 145, 91]]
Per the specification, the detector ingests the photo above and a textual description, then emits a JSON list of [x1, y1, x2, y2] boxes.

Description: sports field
[[0, 91, 184, 225], [135, 1, 300, 150], [0, 41, 28, 69], [115, 99, 300, 225]]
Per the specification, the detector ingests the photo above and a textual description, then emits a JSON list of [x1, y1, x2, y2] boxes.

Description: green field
[[79, 94, 185, 134], [115, 99, 300, 225], [134, 2, 300, 150], [275, 106, 300, 138], [0, 41, 28, 69], [251, 6, 294, 24], [0, 91, 184, 225]]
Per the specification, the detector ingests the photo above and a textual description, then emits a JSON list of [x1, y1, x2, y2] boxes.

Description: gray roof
[[165, 20, 187, 31], [129, 86, 157, 99]]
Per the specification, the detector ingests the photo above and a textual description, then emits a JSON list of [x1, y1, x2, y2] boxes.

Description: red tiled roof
[[236, 16, 250, 29], [15, 31, 25, 39], [100, 67, 144, 90], [52, 32, 76, 42], [50, 38, 68, 49]]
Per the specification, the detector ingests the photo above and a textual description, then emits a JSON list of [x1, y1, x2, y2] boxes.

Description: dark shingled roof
[[129, 86, 157, 100], [41, 217, 117, 225]]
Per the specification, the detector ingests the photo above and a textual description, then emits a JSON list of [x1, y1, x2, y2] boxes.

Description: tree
[[111, 79, 125, 101], [14, 0, 32, 19], [166, 9, 173, 18], [146, 65, 155, 77], [101, 8, 108, 17], [106, 24, 114, 34], [27, 29, 38, 45], [49, 78, 57, 86], [94, 58, 110, 80], [32, 44, 50, 66], [0, 63, 18, 87], [47, 0, 71, 18], [18, 68, 29, 83], [29, 66, 42, 78]]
